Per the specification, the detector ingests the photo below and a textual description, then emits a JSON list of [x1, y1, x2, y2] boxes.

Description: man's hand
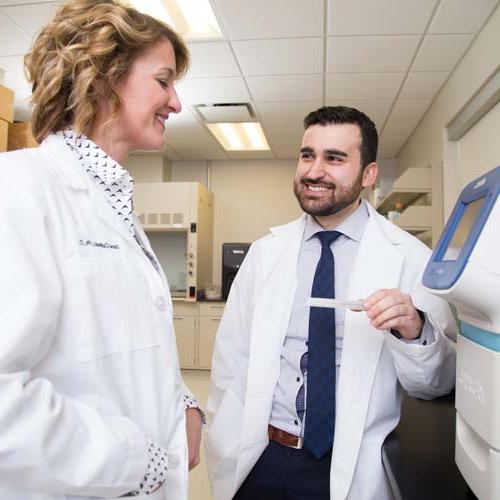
[[185, 408, 202, 470], [364, 288, 423, 340]]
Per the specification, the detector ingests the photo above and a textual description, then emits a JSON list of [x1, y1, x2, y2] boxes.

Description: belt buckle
[[291, 437, 304, 450]]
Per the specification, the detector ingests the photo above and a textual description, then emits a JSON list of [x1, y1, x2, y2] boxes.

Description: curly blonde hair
[[25, 0, 189, 142]]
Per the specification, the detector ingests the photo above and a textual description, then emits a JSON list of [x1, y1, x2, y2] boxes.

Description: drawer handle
[[211, 318, 221, 322], [173, 316, 183, 320]]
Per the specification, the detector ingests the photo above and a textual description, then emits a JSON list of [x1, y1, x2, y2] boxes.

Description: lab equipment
[[134, 182, 214, 301], [422, 165, 500, 500], [309, 297, 366, 311], [222, 243, 250, 299]]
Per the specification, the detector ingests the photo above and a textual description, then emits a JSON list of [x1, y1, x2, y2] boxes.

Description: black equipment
[[222, 243, 250, 300]]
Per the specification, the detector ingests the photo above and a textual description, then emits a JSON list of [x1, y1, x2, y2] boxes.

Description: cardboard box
[[0, 119, 8, 152], [8, 122, 38, 151], [0, 85, 14, 123]]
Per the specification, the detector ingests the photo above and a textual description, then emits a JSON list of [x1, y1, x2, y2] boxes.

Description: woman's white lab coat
[[206, 204, 457, 500], [0, 135, 188, 500]]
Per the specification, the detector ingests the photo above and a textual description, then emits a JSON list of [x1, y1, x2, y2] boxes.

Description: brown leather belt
[[268, 424, 303, 449]]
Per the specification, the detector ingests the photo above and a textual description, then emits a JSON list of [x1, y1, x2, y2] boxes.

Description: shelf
[[394, 205, 432, 231], [377, 167, 431, 214]]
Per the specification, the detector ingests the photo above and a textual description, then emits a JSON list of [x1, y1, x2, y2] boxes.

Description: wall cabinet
[[173, 301, 224, 370], [376, 165, 443, 247]]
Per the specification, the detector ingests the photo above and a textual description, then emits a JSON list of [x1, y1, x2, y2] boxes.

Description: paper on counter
[[309, 297, 366, 311]]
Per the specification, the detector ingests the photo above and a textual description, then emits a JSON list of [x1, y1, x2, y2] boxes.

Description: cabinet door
[[198, 316, 221, 369], [173, 316, 197, 368]]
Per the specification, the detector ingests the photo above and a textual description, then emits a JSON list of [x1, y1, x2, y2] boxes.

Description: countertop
[[382, 391, 478, 500]]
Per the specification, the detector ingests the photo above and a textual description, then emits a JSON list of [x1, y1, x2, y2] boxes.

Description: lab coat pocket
[[65, 256, 160, 363], [206, 387, 244, 464]]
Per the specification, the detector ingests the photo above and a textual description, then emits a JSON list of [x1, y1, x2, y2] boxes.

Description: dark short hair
[[303, 106, 378, 168]]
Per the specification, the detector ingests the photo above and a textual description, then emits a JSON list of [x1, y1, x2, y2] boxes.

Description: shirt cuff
[[183, 394, 206, 425], [122, 441, 168, 497], [391, 310, 435, 346]]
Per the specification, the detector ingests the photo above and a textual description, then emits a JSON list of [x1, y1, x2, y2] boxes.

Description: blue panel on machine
[[461, 321, 500, 353], [422, 166, 500, 290]]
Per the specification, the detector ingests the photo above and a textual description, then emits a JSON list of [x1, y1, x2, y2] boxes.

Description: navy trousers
[[233, 441, 332, 500]]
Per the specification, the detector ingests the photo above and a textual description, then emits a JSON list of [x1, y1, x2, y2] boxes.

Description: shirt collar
[[303, 199, 369, 243], [58, 128, 130, 186]]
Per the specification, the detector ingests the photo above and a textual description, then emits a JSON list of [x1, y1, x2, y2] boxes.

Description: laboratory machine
[[422, 165, 500, 499]]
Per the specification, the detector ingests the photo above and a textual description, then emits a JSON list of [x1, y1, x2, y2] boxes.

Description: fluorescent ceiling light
[[207, 122, 270, 151], [128, 0, 222, 40]]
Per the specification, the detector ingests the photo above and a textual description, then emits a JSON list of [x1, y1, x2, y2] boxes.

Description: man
[[206, 106, 456, 500]]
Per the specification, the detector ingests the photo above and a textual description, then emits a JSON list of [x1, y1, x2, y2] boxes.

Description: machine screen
[[442, 197, 485, 261]]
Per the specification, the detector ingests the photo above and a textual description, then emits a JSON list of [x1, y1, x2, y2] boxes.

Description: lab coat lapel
[[240, 217, 305, 451], [40, 135, 139, 249], [332, 209, 404, 500], [87, 182, 137, 245]]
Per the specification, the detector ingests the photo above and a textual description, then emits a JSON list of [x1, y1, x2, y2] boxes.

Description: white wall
[[124, 154, 171, 182], [456, 101, 500, 183], [172, 159, 300, 285], [397, 5, 500, 218]]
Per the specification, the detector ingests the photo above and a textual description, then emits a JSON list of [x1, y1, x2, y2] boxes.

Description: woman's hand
[[185, 408, 202, 470]]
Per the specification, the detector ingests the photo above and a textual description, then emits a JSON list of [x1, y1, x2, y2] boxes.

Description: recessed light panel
[[206, 122, 270, 151]]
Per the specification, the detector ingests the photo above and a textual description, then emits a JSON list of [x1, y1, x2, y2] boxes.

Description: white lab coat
[[0, 135, 188, 500], [206, 205, 457, 500]]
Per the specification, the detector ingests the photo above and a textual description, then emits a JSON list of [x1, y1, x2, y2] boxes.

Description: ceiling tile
[[257, 101, 322, 158], [247, 74, 323, 102], [233, 38, 323, 76], [428, 0, 498, 34], [186, 42, 240, 78], [326, 99, 393, 130], [326, 73, 404, 100], [166, 122, 227, 155], [328, 0, 438, 35], [165, 103, 199, 125], [196, 103, 252, 122], [1, 2, 58, 36], [214, 0, 324, 39], [380, 98, 432, 156], [412, 34, 475, 71], [267, 132, 303, 159], [327, 36, 420, 73], [256, 101, 323, 127], [176, 76, 250, 104], [399, 71, 449, 99], [0, 11, 32, 56]]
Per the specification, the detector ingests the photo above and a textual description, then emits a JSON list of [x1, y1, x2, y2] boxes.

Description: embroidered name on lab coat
[[79, 239, 120, 250]]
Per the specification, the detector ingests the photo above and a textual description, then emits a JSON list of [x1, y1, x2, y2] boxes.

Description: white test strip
[[308, 297, 366, 311]]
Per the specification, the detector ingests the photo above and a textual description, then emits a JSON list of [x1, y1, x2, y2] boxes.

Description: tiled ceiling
[[0, 0, 498, 161]]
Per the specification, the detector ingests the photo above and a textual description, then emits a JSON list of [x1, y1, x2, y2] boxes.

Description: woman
[[0, 1, 202, 498]]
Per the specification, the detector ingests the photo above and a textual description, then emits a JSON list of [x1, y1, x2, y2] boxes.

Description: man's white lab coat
[[206, 205, 457, 500], [0, 135, 188, 500]]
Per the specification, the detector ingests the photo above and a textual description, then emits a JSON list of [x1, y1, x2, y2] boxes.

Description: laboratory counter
[[382, 391, 478, 500]]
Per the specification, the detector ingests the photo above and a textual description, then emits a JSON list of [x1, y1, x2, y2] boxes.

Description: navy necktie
[[304, 230, 342, 459]]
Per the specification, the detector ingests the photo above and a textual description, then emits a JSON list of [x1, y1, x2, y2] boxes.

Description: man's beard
[[293, 170, 364, 217]]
